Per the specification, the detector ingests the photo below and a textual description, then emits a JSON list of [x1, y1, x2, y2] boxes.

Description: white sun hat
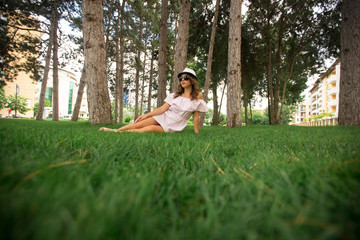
[[178, 67, 197, 79]]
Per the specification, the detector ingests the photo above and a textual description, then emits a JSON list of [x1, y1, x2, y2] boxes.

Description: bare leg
[[117, 117, 160, 132], [100, 117, 163, 133], [99, 127, 117, 132], [125, 125, 164, 133]]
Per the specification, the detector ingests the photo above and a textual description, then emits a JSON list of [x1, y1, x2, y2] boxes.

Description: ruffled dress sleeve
[[195, 99, 208, 113], [164, 93, 175, 105]]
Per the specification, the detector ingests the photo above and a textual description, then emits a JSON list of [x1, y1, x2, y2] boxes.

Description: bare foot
[[99, 127, 116, 132]]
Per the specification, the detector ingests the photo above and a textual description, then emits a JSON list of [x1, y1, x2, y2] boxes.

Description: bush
[[0, 87, 6, 110], [124, 115, 132, 123], [251, 112, 269, 125]]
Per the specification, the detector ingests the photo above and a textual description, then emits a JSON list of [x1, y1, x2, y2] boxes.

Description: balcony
[[310, 91, 318, 99], [327, 88, 337, 95], [328, 100, 337, 107], [327, 76, 337, 84]]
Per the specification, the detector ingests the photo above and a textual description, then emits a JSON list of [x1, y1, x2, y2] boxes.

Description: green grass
[[0, 119, 359, 240]]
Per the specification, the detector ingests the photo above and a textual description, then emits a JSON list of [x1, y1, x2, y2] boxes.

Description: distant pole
[[15, 84, 19, 118]]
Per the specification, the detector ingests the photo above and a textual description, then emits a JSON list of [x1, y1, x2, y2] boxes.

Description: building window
[[45, 87, 52, 105], [68, 82, 74, 114]]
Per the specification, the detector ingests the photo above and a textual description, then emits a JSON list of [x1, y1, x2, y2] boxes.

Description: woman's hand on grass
[[135, 114, 148, 123]]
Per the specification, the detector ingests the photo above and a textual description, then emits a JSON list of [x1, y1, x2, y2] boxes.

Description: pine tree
[[36, 1, 56, 120], [171, 0, 191, 91], [157, 0, 169, 107], [200, 0, 220, 126], [51, 1, 60, 121], [71, 68, 85, 121], [82, 0, 112, 124], [246, 0, 341, 125], [226, 0, 242, 127], [339, 0, 360, 126]]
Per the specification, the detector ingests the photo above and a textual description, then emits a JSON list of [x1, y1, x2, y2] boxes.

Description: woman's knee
[[140, 125, 164, 133], [136, 117, 158, 129]]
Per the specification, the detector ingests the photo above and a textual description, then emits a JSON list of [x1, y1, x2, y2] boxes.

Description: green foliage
[[0, 87, 6, 110], [6, 94, 29, 114], [281, 104, 298, 125], [310, 112, 335, 121], [219, 112, 226, 125], [205, 108, 213, 125], [252, 112, 269, 125], [0, 8, 42, 82], [124, 116, 132, 123], [244, 0, 341, 124], [188, 0, 230, 88], [0, 120, 359, 239], [33, 100, 51, 116]]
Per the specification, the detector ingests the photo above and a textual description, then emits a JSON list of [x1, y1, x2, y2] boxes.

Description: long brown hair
[[174, 75, 200, 100]]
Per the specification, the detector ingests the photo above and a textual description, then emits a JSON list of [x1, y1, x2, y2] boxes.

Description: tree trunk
[[114, 5, 121, 123], [339, 0, 360, 126], [226, 0, 242, 127], [157, 0, 169, 107], [212, 83, 219, 125], [171, 0, 191, 91], [266, 12, 274, 125], [140, 27, 148, 115], [52, 8, 60, 121], [244, 90, 248, 125], [218, 82, 226, 118], [272, 14, 284, 125], [134, 15, 144, 120], [36, 1, 56, 120], [114, 23, 120, 123], [278, 54, 296, 123], [71, 68, 86, 121], [119, 0, 126, 123], [104, 0, 115, 60], [249, 101, 253, 124], [83, 0, 112, 124], [147, 48, 155, 113], [200, 0, 220, 126]]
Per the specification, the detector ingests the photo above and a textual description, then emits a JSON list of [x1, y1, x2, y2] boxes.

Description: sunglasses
[[178, 75, 190, 82]]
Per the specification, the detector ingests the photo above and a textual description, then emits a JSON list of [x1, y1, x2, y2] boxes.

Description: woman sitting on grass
[[99, 68, 207, 134]]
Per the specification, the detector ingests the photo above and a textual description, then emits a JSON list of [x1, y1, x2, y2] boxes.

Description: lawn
[[0, 119, 359, 240]]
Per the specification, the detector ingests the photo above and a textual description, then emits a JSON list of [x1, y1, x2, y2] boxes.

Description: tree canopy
[[2, 0, 343, 125]]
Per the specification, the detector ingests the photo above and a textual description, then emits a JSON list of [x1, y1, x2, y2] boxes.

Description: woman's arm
[[193, 111, 200, 134], [135, 102, 170, 123]]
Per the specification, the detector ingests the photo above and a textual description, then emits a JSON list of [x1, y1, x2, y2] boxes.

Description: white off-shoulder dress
[[153, 93, 208, 132]]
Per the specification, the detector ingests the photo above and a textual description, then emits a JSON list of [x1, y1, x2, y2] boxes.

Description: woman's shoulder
[[167, 92, 176, 98], [196, 92, 203, 100]]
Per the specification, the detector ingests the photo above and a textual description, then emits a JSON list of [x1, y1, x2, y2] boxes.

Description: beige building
[[1, 67, 88, 119], [0, 72, 38, 118], [291, 58, 340, 125], [0, 11, 88, 119], [0, 11, 41, 118], [291, 101, 311, 124], [310, 58, 340, 118]]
